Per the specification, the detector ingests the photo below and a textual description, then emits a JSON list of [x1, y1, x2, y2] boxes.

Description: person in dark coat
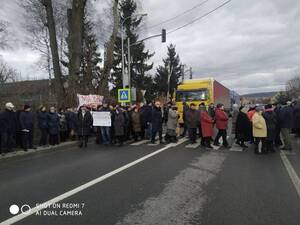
[[19, 105, 35, 151], [180, 101, 189, 137], [58, 108, 68, 142], [208, 103, 216, 120], [113, 107, 125, 146], [186, 103, 199, 144], [47, 106, 60, 146], [77, 105, 93, 148], [279, 102, 293, 151], [235, 106, 251, 148], [65, 107, 77, 140], [131, 106, 142, 141], [0, 103, 17, 154], [37, 106, 48, 146], [273, 103, 283, 146], [263, 104, 278, 152], [151, 101, 164, 144], [293, 101, 300, 137], [140, 101, 152, 139]]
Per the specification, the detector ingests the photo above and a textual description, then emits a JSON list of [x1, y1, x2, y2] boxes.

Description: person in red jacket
[[200, 103, 214, 148], [213, 103, 229, 147]]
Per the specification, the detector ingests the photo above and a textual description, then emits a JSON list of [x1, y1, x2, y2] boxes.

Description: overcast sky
[[0, 0, 300, 94]]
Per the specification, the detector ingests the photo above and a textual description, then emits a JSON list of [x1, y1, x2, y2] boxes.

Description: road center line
[[0, 138, 188, 225], [280, 151, 300, 198]]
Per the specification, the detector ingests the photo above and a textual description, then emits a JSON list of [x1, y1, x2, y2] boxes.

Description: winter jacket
[[0, 109, 17, 134], [58, 113, 68, 132], [37, 111, 48, 129], [140, 105, 152, 126], [278, 106, 293, 128], [131, 111, 142, 132], [167, 109, 178, 130], [247, 110, 256, 122], [113, 111, 125, 136], [47, 112, 60, 135], [151, 106, 163, 130], [263, 109, 278, 140], [77, 111, 93, 136], [235, 111, 251, 140], [293, 103, 300, 129], [19, 111, 34, 131], [65, 111, 77, 130], [215, 108, 229, 130], [252, 112, 267, 138], [200, 111, 214, 137], [231, 108, 239, 134], [186, 109, 199, 129], [208, 106, 215, 119]]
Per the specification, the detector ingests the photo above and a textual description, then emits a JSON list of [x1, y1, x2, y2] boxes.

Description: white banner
[[92, 112, 111, 127], [77, 94, 104, 108]]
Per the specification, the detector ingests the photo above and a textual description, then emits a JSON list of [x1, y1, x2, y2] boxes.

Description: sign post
[[118, 88, 131, 103]]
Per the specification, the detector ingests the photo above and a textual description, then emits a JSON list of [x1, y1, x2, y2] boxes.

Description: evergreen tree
[[80, 19, 102, 94], [154, 44, 182, 97], [111, 0, 154, 100]]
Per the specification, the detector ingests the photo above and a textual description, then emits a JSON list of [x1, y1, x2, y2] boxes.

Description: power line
[[143, 0, 210, 31], [167, 0, 232, 34]]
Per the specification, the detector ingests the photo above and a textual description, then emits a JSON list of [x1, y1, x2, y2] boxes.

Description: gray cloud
[[1, 0, 300, 94]]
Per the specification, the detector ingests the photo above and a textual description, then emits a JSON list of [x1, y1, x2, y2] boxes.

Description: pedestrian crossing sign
[[118, 88, 131, 103]]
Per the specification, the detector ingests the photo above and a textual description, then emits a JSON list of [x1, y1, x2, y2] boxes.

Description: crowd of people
[[0, 99, 299, 155]]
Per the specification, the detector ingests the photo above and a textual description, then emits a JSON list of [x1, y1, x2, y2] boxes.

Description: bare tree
[[286, 76, 300, 99], [0, 60, 20, 84], [41, 0, 66, 105]]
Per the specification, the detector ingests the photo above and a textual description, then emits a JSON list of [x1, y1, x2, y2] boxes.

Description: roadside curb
[[0, 140, 78, 161]]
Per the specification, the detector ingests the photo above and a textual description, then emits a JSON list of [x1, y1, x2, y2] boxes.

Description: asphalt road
[[0, 134, 300, 225]]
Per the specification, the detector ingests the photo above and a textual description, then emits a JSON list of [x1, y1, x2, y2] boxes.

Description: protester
[[180, 101, 189, 137], [140, 101, 152, 139], [200, 104, 214, 148], [77, 105, 93, 148], [58, 108, 68, 142], [37, 105, 48, 146], [113, 106, 125, 146], [99, 102, 112, 146], [131, 106, 142, 141], [252, 106, 267, 154], [235, 106, 251, 148], [293, 101, 300, 137], [273, 103, 283, 146], [19, 105, 35, 151], [151, 101, 164, 144], [214, 103, 229, 147], [208, 103, 215, 119], [231, 103, 239, 136], [186, 103, 198, 144], [0, 103, 17, 154], [47, 106, 60, 146], [65, 107, 77, 140], [279, 101, 294, 151], [263, 104, 278, 153], [165, 105, 179, 143]]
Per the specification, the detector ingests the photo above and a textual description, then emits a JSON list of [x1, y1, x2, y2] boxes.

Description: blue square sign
[[118, 88, 131, 103]]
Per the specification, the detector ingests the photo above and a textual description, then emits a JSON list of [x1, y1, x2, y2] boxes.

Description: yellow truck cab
[[175, 78, 230, 124]]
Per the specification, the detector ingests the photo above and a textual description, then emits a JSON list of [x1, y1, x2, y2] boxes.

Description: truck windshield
[[176, 89, 208, 101]]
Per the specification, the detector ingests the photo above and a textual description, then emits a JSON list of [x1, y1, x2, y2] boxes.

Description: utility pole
[[189, 67, 193, 79], [181, 64, 185, 82], [128, 37, 131, 91]]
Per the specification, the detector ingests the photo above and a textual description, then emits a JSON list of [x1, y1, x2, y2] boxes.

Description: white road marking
[[130, 140, 150, 146], [280, 151, 300, 198], [212, 145, 221, 150], [185, 142, 200, 149], [0, 138, 188, 225], [229, 147, 243, 152]]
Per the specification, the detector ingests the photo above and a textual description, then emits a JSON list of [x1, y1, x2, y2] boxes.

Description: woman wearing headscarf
[[263, 104, 278, 153], [200, 104, 214, 148], [77, 105, 93, 148], [235, 106, 251, 148], [113, 106, 125, 146], [252, 106, 267, 154]]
